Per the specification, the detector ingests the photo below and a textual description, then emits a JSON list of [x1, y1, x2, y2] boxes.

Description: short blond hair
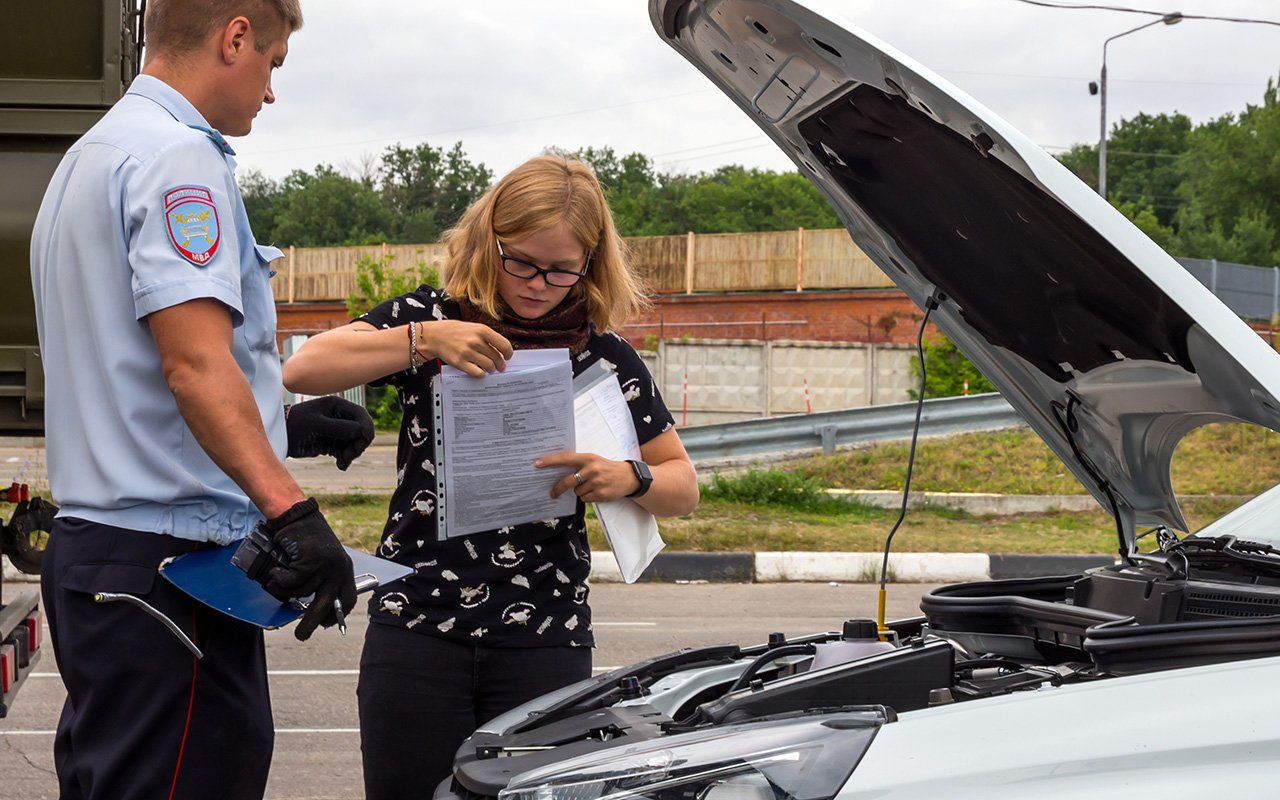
[[145, 0, 302, 55], [443, 154, 649, 332]]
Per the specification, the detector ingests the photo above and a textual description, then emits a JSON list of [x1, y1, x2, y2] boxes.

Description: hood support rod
[[1052, 395, 1133, 565]]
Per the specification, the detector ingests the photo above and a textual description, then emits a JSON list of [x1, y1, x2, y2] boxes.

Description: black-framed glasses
[[496, 241, 590, 288]]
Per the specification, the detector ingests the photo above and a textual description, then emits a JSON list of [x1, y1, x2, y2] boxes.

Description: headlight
[[499, 710, 885, 800]]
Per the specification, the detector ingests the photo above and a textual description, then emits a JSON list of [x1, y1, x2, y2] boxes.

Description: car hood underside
[[653, 0, 1280, 549]]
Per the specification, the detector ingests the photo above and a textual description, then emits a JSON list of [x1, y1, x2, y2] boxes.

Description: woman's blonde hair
[[443, 154, 648, 332]]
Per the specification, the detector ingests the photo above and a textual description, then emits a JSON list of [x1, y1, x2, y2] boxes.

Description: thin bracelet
[[407, 321, 420, 374]]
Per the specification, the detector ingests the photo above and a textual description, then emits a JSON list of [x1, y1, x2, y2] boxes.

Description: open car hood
[[652, 0, 1280, 551]]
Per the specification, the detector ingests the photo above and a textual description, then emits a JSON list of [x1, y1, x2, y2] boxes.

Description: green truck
[[0, 0, 143, 716]]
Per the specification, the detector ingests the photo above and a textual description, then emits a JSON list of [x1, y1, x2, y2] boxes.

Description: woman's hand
[[417, 320, 514, 378], [537, 453, 640, 503], [538, 430, 699, 517]]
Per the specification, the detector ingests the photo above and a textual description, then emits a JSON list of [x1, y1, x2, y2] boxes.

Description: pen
[[334, 598, 347, 636]]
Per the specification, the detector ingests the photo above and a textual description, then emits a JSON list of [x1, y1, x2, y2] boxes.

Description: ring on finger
[[574, 472, 585, 486]]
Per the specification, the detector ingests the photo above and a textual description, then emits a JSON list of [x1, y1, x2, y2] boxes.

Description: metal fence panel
[[1178, 257, 1279, 321]]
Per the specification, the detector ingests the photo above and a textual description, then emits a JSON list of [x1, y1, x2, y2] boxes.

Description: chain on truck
[[0, 1, 144, 717]]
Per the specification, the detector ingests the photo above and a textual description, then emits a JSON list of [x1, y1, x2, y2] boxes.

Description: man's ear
[[220, 16, 252, 64]]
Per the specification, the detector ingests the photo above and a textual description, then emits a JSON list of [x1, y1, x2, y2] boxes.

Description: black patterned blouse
[[358, 286, 674, 648]]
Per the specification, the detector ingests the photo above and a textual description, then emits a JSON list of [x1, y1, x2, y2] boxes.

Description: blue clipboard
[[160, 544, 413, 629]]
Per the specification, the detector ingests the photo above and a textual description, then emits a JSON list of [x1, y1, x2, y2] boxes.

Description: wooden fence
[[275, 228, 895, 303]]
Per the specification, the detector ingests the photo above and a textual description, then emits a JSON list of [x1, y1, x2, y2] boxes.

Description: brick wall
[[275, 289, 933, 350]]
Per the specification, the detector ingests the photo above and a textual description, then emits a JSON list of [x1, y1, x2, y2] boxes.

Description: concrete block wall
[[641, 338, 915, 426]]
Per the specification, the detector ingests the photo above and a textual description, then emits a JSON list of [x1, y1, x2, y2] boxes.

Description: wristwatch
[[626, 460, 653, 498]]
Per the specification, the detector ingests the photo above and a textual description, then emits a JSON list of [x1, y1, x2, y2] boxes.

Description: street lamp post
[[1089, 12, 1183, 198]]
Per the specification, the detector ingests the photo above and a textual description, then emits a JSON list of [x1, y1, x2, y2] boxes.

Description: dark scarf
[[455, 292, 592, 356]]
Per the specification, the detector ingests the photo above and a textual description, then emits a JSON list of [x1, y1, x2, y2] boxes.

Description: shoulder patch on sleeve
[[164, 186, 221, 266]]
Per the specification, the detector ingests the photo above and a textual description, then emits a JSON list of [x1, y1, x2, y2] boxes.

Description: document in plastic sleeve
[[434, 349, 576, 539], [572, 362, 664, 583]]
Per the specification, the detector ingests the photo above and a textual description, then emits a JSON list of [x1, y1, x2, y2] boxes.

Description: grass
[[790, 423, 1280, 497], [6, 423, 1274, 558], [299, 422, 1280, 557], [314, 492, 1195, 556]]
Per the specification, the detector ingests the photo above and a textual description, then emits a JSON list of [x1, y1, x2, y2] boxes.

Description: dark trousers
[[357, 621, 593, 800], [41, 518, 274, 800]]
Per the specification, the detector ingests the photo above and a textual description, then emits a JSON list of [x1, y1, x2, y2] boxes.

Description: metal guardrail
[[679, 392, 1023, 462]]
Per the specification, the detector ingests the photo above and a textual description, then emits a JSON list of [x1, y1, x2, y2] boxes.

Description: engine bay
[[443, 545, 1280, 799]]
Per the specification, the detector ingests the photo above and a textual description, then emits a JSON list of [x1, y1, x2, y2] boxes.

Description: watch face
[[629, 460, 653, 497]]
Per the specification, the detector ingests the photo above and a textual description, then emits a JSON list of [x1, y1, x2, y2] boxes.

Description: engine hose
[[727, 643, 817, 692]]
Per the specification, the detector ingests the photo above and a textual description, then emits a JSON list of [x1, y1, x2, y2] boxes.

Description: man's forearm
[[167, 353, 304, 519], [149, 298, 304, 519]]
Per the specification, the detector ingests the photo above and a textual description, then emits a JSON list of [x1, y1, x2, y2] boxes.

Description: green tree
[[553, 146, 659, 237], [344, 254, 441, 429], [1115, 201, 1176, 252], [549, 148, 840, 236], [1174, 77, 1280, 266], [1055, 113, 1191, 228], [1174, 207, 1279, 266], [345, 254, 440, 318], [628, 166, 840, 236], [272, 165, 389, 246], [910, 333, 995, 399], [380, 141, 492, 243], [1104, 112, 1192, 227], [239, 169, 283, 245], [1055, 142, 1098, 191]]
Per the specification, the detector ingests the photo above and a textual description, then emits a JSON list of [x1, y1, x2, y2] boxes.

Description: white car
[[437, 2, 1280, 797]]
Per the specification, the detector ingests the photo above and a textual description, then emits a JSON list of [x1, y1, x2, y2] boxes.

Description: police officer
[[29, 2, 363, 798]]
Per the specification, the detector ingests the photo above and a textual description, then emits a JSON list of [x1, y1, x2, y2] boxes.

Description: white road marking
[[265, 670, 360, 676], [37, 667, 630, 677], [3, 728, 361, 736], [30, 669, 361, 678]]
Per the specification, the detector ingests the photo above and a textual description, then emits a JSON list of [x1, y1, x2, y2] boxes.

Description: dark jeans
[[41, 518, 273, 800], [357, 621, 593, 800]]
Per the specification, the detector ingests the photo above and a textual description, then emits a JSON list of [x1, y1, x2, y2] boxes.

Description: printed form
[[438, 349, 576, 537]]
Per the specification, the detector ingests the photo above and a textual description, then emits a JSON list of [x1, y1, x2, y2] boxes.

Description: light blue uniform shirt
[[30, 75, 285, 544]]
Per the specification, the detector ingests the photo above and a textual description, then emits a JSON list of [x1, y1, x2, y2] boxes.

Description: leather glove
[[262, 498, 357, 641], [285, 396, 375, 470]]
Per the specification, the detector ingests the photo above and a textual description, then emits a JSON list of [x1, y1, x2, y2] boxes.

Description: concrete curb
[[4, 552, 1117, 585], [829, 489, 1103, 515], [589, 551, 1118, 583]]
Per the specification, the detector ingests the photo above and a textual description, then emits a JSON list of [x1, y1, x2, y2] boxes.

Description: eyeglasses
[[496, 241, 590, 288]]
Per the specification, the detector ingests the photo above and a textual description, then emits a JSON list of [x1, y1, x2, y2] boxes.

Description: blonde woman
[[283, 154, 699, 798]]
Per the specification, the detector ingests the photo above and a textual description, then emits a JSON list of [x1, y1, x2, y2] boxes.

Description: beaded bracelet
[[407, 321, 420, 374]]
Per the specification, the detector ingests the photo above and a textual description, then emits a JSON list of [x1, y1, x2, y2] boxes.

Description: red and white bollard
[[804, 378, 812, 414], [682, 372, 688, 427], [963, 378, 970, 396]]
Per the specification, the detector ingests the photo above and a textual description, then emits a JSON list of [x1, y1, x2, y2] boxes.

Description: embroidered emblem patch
[[164, 186, 221, 266]]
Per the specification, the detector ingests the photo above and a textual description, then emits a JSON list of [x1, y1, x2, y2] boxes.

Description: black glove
[[261, 498, 357, 641], [285, 396, 375, 470]]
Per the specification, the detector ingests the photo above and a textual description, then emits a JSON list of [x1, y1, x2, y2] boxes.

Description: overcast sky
[[233, 1, 1280, 183]]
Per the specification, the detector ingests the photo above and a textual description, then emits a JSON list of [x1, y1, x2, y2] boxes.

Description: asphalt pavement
[[0, 441, 1103, 795], [0, 581, 941, 800]]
